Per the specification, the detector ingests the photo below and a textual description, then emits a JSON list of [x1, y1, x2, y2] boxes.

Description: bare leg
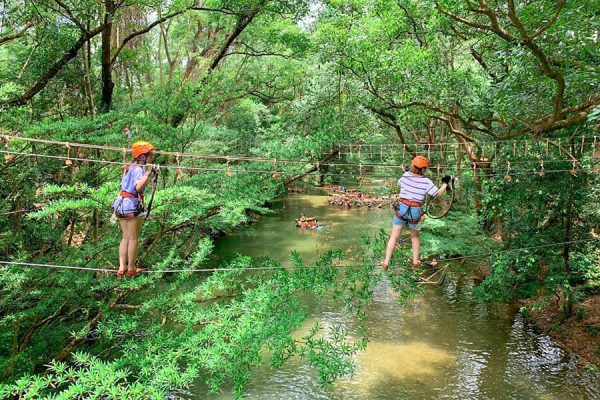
[[126, 217, 143, 274], [118, 219, 128, 275], [132, 217, 143, 266], [119, 218, 139, 275], [382, 224, 403, 267], [410, 229, 420, 268]]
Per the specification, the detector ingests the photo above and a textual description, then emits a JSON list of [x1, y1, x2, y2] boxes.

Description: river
[[197, 192, 599, 399]]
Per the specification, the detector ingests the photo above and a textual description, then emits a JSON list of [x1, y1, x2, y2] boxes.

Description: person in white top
[[380, 155, 451, 270]]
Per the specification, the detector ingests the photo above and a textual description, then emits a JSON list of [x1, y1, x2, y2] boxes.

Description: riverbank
[[525, 293, 600, 367], [474, 264, 600, 367]]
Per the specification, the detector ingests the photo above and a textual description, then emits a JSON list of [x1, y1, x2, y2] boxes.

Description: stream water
[[197, 193, 599, 399]]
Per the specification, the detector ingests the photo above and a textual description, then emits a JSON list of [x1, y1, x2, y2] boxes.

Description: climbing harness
[[393, 198, 423, 225], [113, 164, 146, 218], [112, 163, 159, 219]]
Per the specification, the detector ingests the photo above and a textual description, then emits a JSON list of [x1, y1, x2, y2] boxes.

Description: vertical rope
[[65, 143, 72, 166]]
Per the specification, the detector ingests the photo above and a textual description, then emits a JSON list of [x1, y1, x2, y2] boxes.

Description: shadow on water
[[197, 194, 599, 399]]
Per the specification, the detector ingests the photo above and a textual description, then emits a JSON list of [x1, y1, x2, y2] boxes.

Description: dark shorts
[[115, 211, 143, 219], [113, 195, 144, 219]]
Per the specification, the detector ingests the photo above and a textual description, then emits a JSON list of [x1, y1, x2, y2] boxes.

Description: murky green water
[[200, 193, 599, 399]]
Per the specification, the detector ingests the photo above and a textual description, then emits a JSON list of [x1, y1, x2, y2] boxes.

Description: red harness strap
[[400, 198, 422, 207], [120, 191, 144, 200]]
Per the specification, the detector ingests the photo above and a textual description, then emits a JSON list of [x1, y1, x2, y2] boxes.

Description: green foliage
[[1, 0, 599, 395], [576, 308, 587, 321], [0, 242, 414, 398], [476, 168, 600, 302]]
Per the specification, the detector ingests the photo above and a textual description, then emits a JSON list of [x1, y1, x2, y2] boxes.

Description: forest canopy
[[0, 0, 598, 397]]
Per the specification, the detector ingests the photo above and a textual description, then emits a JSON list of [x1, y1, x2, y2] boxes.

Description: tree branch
[[206, 10, 260, 73], [0, 21, 35, 46], [395, 1, 424, 47], [0, 25, 105, 107], [224, 41, 298, 60], [171, 6, 264, 126], [499, 95, 600, 139], [111, 3, 237, 66], [435, 3, 493, 32], [469, 45, 506, 83], [51, 290, 127, 363], [110, 8, 189, 65], [530, 0, 566, 40], [365, 106, 418, 158], [506, 0, 565, 125], [283, 150, 340, 186], [52, 0, 88, 34]]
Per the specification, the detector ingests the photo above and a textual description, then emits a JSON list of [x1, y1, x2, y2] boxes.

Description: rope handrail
[[339, 150, 600, 160], [0, 149, 595, 180], [0, 238, 596, 274], [2, 135, 323, 166], [6, 133, 597, 151], [338, 135, 599, 148], [339, 152, 600, 166], [3, 135, 598, 170]]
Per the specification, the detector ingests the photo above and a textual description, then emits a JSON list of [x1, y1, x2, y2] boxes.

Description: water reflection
[[204, 194, 599, 399]]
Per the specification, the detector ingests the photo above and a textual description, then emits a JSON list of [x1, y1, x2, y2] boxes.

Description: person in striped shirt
[[380, 155, 452, 270]]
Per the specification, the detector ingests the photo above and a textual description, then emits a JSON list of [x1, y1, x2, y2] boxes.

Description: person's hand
[[441, 175, 452, 184]]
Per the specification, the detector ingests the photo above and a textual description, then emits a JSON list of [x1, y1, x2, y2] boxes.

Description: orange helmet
[[131, 141, 154, 159], [412, 155, 429, 169]]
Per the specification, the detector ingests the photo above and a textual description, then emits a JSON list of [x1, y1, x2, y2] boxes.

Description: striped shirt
[[398, 171, 439, 202]]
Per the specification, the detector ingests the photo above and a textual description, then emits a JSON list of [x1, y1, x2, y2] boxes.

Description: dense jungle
[[0, 0, 599, 398]]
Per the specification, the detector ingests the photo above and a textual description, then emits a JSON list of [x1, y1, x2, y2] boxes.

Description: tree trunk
[[100, 0, 115, 112], [171, 11, 260, 127], [124, 67, 135, 104], [563, 192, 573, 272], [82, 35, 95, 115], [284, 150, 339, 186], [455, 135, 463, 201], [182, 21, 206, 82], [561, 190, 574, 317], [158, 16, 164, 85], [0, 26, 105, 107], [473, 169, 482, 216]]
